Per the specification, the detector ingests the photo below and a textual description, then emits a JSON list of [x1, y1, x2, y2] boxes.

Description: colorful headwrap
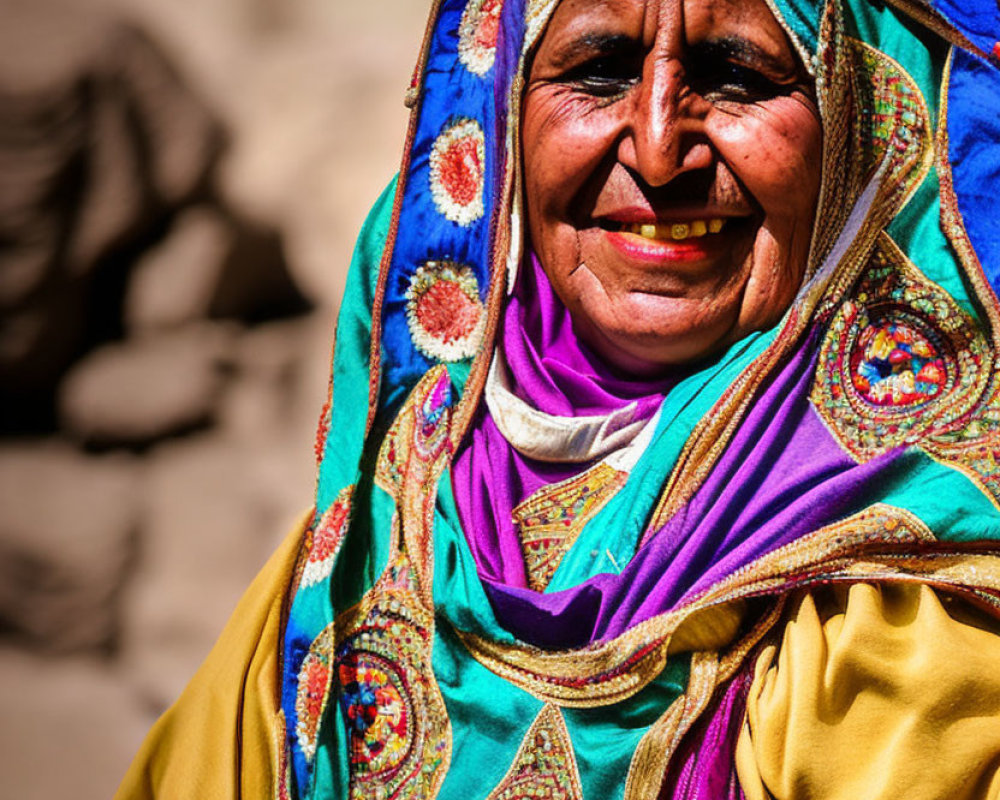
[[280, 0, 1000, 797]]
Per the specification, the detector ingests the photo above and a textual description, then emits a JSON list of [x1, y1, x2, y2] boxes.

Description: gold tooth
[[639, 223, 657, 239], [708, 218, 724, 233], [689, 220, 707, 237], [671, 223, 689, 240]]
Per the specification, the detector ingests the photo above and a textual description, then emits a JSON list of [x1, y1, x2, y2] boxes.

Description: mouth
[[595, 214, 748, 266]]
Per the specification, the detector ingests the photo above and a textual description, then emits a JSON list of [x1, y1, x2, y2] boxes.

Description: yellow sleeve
[[114, 511, 309, 800], [736, 582, 1000, 800]]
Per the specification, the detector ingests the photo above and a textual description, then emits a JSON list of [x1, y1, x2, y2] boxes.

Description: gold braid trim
[[623, 652, 719, 800], [455, 505, 1000, 707]]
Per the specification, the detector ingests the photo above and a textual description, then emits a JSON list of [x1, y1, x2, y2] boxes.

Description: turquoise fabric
[[279, 0, 1000, 798]]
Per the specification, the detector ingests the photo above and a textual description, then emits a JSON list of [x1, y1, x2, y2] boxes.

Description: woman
[[118, 0, 1000, 797]]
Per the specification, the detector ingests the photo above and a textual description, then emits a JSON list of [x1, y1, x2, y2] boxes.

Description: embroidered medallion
[[850, 319, 946, 406], [812, 235, 989, 459], [405, 261, 486, 362], [485, 705, 583, 800], [296, 625, 336, 762], [513, 463, 628, 591], [301, 487, 353, 590], [458, 0, 503, 76], [335, 553, 451, 800], [429, 119, 485, 226]]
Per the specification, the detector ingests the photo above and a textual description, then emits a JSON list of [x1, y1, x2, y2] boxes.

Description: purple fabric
[[503, 252, 675, 417], [451, 253, 674, 588], [660, 664, 753, 800], [476, 329, 907, 648]]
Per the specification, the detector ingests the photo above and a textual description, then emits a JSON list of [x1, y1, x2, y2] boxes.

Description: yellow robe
[[114, 514, 306, 799], [117, 518, 1000, 799], [738, 583, 1000, 799]]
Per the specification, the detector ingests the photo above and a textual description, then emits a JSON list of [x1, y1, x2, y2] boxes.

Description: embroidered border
[[513, 463, 628, 591], [812, 233, 991, 459], [455, 505, 946, 707], [484, 704, 584, 800]]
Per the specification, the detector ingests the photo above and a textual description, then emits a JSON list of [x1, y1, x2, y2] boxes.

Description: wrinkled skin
[[522, 0, 822, 374]]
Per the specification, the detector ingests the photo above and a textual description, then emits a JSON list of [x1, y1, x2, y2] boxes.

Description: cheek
[[706, 101, 822, 219], [523, 92, 623, 216]]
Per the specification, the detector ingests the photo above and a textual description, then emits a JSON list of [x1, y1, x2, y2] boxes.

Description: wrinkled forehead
[[534, 0, 810, 75]]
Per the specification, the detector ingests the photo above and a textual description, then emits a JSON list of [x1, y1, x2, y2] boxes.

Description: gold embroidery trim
[[484, 704, 584, 800], [513, 463, 628, 591], [454, 504, 998, 707], [623, 652, 720, 800]]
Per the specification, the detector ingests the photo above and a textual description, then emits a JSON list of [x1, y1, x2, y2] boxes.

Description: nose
[[619, 56, 712, 187]]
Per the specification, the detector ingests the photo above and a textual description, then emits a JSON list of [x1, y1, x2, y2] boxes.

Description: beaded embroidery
[[274, 711, 293, 800], [812, 235, 989, 458], [295, 625, 336, 762], [334, 553, 451, 800], [456, 504, 937, 708], [458, 0, 503, 76], [300, 486, 353, 590], [429, 119, 486, 227], [485, 705, 583, 800], [513, 463, 628, 591], [315, 390, 331, 466], [405, 261, 486, 362]]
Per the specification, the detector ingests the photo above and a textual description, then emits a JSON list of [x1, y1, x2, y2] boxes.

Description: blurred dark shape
[[58, 321, 239, 447], [0, 0, 309, 434], [0, 441, 139, 652], [124, 206, 307, 332]]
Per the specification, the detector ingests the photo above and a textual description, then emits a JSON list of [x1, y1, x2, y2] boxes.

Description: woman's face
[[522, 0, 822, 373]]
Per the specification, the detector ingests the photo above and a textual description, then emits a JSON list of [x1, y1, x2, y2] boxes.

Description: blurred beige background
[[0, 0, 428, 796]]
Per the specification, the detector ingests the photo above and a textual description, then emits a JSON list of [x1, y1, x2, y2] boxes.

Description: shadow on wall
[[0, 0, 313, 655], [0, 0, 426, 796]]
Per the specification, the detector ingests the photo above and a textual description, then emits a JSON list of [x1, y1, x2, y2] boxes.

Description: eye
[[686, 51, 800, 104], [561, 54, 641, 98]]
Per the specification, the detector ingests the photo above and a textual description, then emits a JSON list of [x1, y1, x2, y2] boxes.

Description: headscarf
[[280, 0, 1000, 797]]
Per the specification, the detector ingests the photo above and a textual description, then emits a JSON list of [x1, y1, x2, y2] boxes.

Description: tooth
[[671, 223, 689, 240], [639, 224, 657, 239], [708, 218, 724, 233], [690, 220, 707, 237]]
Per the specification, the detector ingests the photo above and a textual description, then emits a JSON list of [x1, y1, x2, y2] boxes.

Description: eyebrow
[[692, 36, 798, 79], [548, 31, 637, 69]]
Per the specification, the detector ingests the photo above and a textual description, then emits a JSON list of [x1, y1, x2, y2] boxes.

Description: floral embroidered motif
[[429, 119, 485, 226], [339, 654, 410, 774], [458, 0, 503, 75], [335, 553, 451, 800], [485, 705, 583, 800], [406, 261, 486, 362], [513, 463, 628, 591], [812, 235, 989, 459], [296, 626, 336, 762], [301, 486, 353, 589], [851, 319, 946, 406]]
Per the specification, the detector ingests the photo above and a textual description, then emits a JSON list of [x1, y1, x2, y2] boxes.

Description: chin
[[580, 295, 738, 370]]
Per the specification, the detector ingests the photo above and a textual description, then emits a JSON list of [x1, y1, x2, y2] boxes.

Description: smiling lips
[[601, 216, 736, 264]]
